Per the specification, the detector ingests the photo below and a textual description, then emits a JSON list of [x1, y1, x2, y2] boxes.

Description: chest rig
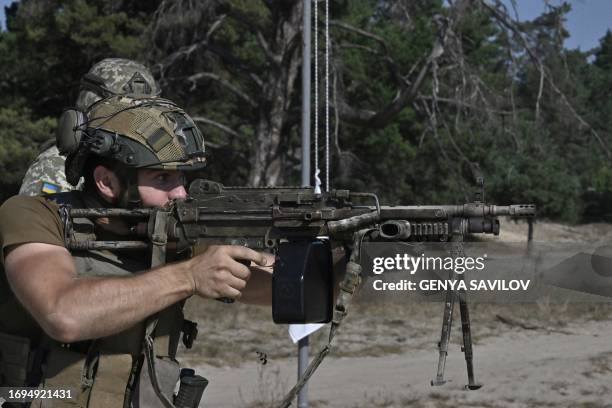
[[29, 191, 195, 408]]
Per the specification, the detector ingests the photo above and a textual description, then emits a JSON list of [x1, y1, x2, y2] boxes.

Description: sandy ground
[[196, 318, 612, 407], [178, 219, 612, 407]]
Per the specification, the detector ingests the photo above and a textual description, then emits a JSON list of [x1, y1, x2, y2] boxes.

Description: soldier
[[19, 58, 161, 196], [0, 95, 274, 407]]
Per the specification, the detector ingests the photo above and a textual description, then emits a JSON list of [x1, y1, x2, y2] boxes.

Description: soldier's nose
[[170, 185, 187, 200]]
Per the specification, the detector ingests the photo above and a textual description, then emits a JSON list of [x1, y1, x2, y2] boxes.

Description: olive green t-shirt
[[0, 195, 64, 264], [0, 195, 65, 337]]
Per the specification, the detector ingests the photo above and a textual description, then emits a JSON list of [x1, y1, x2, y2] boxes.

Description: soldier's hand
[[187, 245, 269, 300]]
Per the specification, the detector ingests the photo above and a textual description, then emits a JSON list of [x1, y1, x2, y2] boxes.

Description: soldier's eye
[[156, 173, 170, 183]]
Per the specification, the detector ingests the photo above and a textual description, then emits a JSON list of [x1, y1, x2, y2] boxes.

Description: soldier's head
[[60, 96, 206, 208], [76, 58, 160, 110], [20, 59, 161, 197]]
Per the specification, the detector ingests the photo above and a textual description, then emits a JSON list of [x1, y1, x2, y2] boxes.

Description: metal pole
[[301, 0, 311, 188], [298, 2, 311, 408], [297, 337, 309, 408]]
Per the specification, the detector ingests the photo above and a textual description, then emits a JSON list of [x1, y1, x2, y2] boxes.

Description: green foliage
[[594, 30, 612, 70], [0, 0, 610, 223], [0, 108, 55, 201], [0, 0, 152, 117], [0, 0, 155, 201], [489, 152, 581, 221]]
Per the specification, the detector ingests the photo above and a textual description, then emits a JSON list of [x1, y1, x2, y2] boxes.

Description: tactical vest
[[0, 192, 193, 408]]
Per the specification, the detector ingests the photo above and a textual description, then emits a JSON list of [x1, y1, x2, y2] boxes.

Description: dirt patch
[[195, 316, 612, 407]]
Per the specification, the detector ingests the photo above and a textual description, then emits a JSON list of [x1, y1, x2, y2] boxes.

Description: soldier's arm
[[4, 243, 268, 342], [4, 242, 193, 343]]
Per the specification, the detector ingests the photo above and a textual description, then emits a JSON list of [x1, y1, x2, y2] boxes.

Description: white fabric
[[289, 323, 326, 343]]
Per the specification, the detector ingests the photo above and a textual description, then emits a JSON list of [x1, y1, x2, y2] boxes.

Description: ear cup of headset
[[56, 109, 86, 155]]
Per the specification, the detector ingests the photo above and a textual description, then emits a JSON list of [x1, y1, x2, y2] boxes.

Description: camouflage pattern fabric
[[19, 145, 83, 196], [76, 58, 160, 110], [85, 96, 206, 169], [20, 58, 159, 196]]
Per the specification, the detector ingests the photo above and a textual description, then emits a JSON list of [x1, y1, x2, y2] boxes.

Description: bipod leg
[[431, 269, 456, 386], [458, 272, 482, 390]]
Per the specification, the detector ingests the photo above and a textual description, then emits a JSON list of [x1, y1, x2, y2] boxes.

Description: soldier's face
[[137, 169, 187, 207]]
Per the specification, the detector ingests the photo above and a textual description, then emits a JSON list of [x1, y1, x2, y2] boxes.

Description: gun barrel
[[492, 204, 536, 217], [379, 220, 412, 239], [377, 204, 536, 219]]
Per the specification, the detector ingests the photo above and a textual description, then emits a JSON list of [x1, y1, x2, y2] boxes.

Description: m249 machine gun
[[64, 179, 535, 407]]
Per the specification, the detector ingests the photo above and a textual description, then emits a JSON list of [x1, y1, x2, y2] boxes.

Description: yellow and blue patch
[[41, 181, 61, 195]]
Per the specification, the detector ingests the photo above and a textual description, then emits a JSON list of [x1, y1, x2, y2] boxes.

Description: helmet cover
[[65, 96, 206, 185]]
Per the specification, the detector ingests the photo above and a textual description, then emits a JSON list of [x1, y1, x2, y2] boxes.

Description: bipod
[[431, 267, 455, 387], [458, 271, 482, 390], [431, 234, 482, 390]]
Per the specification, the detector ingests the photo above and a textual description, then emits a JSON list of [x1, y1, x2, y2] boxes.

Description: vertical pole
[[527, 218, 534, 242], [301, 0, 311, 188], [297, 337, 309, 408], [299, 2, 311, 408]]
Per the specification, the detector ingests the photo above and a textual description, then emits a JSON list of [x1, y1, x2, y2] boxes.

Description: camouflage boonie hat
[[76, 58, 160, 110]]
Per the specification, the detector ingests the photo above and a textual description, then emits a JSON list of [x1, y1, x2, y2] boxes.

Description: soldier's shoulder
[[0, 195, 66, 256], [0, 194, 61, 216]]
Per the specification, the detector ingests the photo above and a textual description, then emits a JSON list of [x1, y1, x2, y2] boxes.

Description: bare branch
[[331, 20, 405, 86], [206, 14, 227, 40], [256, 30, 282, 67], [155, 37, 263, 89], [329, 20, 389, 52], [481, 0, 611, 159], [535, 67, 544, 122], [192, 116, 240, 139], [335, 16, 450, 128], [187, 72, 257, 107], [418, 96, 513, 116]]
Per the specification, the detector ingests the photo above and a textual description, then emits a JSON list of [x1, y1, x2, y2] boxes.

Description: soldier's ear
[[93, 165, 122, 204]]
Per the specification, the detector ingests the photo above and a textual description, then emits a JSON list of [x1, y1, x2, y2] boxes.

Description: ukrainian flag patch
[[41, 181, 61, 195]]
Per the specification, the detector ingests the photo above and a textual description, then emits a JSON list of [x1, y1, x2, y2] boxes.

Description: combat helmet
[[61, 95, 206, 205], [20, 58, 160, 196], [76, 58, 161, 110]]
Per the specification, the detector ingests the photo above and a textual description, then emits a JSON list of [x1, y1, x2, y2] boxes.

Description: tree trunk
[[248, 2, 302, 186]]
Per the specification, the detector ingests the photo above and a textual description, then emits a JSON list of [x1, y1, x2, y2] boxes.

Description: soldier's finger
[[226, 275, 248, 291], [258, 252, 275, 268], [226, 246, 269, 267], [226, 259, 251, 280], [221, 285, 242, 300]]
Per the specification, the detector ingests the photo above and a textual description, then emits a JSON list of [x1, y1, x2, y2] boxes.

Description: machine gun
[[64, 178, 535, 406]]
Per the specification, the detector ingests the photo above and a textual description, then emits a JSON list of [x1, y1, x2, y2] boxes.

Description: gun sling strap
[[144, 210, 175, 408]]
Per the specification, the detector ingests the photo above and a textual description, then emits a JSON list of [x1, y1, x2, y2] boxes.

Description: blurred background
[[0, 0, 610, 223]]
